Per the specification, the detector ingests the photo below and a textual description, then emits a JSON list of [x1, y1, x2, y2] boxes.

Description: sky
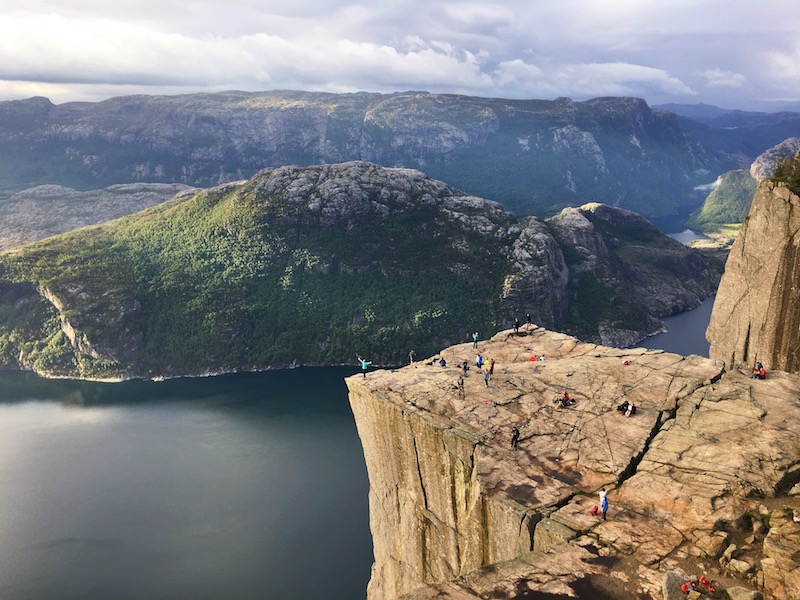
[[0, 0, 798, 110]]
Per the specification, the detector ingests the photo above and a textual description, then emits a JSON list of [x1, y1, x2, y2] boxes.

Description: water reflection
[[0, 367, 372, 600]]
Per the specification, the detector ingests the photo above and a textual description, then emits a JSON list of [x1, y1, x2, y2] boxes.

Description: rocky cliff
[[0, 92, 728, 219], [0, 163, 720, 380], [347, 327, 800, 600], [707, 181, 800, 373]]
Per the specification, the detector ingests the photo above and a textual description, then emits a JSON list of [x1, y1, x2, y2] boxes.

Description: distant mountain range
[[0, 163, 722, 380], [4, 91, 788, 224]]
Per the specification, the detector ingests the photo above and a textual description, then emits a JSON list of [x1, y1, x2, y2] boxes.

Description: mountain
[[0, 91, 731, 220], [0, 162, 721, 380], [660, 104, 800, 165]]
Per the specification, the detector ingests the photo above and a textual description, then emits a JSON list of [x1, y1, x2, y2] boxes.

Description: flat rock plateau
[[347, 326, 800, 600]]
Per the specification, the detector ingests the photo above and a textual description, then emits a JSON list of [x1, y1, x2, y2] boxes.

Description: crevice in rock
[[616, 406, 674, 487], [412, 435, 429, 510]]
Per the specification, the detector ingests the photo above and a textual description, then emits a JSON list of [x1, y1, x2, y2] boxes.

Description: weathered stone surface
[[348, 326, 800, 600], [726, 587, 761, 600], [761, 508, 800, 600], [707, 180, 800, 373]]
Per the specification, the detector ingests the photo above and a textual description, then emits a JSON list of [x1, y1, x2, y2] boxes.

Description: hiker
[[599, 489, 608, 520], [439, 356, 446, 367], [617, 400, 630, 414], [476, 354, 484, 369], [625, 401, 635, 418], [357, 356, 372, 378], [750, 364, 766, 379], [513, 317, 520, 333], [483, 370, 490, 387], [526, 313, 532, 329], [409, 349, 416, 366], [462, 360, 470, 375], [472, 331, 479, 348], [457, 376, 465, 395], [511, 426, 520, 448], [489, 358, 495, 375]]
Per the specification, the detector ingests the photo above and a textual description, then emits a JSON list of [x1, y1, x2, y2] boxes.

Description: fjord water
[[0, 368, 372, 600]]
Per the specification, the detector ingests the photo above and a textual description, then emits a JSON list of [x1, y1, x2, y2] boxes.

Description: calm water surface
[[0, 368, 372, 600], [635, 295, 715, 357]]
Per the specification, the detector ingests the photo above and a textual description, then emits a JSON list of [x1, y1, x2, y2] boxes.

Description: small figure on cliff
[[457, 376, 465, 395], [472, 331, 479, 348], [599, 489, 608, 521], [439, 356, 446, 367], [483, 370, 490, 387], [408, 349, 416, 366], [513, 317, 520, 333], [526, 313, 532, 330], [511, 426, 520, 448], [625, 401, 635, 418], [357, 356, 372, 378], [462, 360, 470, 375], [476, 354, 484, 369], [750, 362, 766, 379], [489, 358, 495, 375]]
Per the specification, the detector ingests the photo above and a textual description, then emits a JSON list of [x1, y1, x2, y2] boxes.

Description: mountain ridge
[[0, 162, 722, 380], [0, 91, 732, 219]]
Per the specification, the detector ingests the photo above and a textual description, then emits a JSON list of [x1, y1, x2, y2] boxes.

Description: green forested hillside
[[0, 162, 721, 380], [0, 164, 515, 378], [687, 170, 757, 232]]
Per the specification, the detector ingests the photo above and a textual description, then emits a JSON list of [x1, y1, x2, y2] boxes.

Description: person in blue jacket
[[357, 356, 372, 378]]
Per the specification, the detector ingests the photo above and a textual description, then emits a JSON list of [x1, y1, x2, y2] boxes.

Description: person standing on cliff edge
[[511, 426, 520, 448], [472, 331, 479, 348], [599, 489, 608, 520], [357, 356, 372, 378]]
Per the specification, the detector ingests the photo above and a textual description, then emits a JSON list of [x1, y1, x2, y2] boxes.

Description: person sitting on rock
[[617, 400, 630, 414], [750, 364, 766, 379], [625, 401, 635, 418], [558, 391, 574, 408], [680, 581, 697, 593]]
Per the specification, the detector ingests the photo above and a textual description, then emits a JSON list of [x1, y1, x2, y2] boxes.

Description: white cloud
[[701, 68, 746, 89]]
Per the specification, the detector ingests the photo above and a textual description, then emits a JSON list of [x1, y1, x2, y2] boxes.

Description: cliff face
[[707, 181, 800, 372], [348, 327, 800, 600], [0, 91, 727, 218]]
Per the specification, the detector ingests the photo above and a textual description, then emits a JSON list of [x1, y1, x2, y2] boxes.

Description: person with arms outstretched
[[357, 356, 372, 378]]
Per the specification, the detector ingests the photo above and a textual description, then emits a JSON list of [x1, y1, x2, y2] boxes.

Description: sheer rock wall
[[707, 181, 800, 372]]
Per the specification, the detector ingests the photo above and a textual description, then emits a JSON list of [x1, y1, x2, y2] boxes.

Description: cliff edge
[[347, 327, 800, 599], [707, 180, 800, 373]]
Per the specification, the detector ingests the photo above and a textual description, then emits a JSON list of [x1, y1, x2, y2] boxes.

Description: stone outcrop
[[707, 181, 800, 373], [347, 326, 800, 599]]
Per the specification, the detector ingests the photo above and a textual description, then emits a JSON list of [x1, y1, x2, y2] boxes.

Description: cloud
[[701, 68, 746, 89], [0, 2, 797, 109]]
